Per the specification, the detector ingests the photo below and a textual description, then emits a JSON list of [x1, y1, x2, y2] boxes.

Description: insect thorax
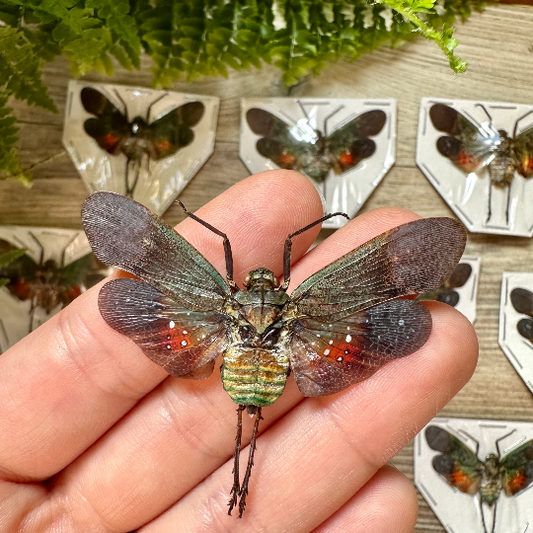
[[122, 117, 153, 161], [221, 268, 292, 407], [479, 454, 503, 505]]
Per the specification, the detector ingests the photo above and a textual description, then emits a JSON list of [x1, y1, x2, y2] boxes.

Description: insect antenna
[[494, 429, 516, 458], [323, 106, 343, 137], [280, 212, 350, 291], [146, 93, 167, 123], [513, 109, 533, 138], [228, 405, 246, 515], [59, 233, 79, 269], [113, 89, 129, 122], [28, 232, 44, 266], [476, 103, 494, 124], [237, 406, 263, 517], [176, 200, 238, 292]]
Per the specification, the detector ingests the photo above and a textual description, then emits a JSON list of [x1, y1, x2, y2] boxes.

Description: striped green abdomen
[[222, 345, 290, 407]]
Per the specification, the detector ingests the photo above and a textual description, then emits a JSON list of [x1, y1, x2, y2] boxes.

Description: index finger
[[0, 170, 323, 481]]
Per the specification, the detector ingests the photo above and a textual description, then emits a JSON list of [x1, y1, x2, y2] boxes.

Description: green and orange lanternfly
[[82, 191, 467, 516]]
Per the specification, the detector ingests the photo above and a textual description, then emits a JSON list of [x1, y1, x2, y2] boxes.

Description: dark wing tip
[[425, 425, 452, 452], [358, 109, 387, 136], [511, 287, 533, 316], [181, 101, 205, 126], [246, 108, 275, 135], [389, 217, 467, 293], [80, 87, 107, 115], [429, 103, 459, 133]]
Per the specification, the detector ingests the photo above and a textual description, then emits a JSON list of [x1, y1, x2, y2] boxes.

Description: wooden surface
[[1, 5, 533, 531]]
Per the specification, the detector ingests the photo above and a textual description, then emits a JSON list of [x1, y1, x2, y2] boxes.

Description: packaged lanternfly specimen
[[240, 98, 396, 229], [499, 272, 533, 393], [0, 227, 109, 351], [417, 97, 533, 237], [63, 80, 219, 215], [415, 417, 533, 533]]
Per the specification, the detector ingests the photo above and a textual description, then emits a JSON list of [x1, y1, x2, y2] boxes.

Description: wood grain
[[1, 5, 533, 531]]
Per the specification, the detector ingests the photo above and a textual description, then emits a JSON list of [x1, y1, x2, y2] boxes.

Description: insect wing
[[290, 217, 467, 323], [510, 287, 533, 317], [246, 108, 314, 173], [81, 87, 129, 155], [148, 101, 205, 160], [82, 192, 232, 312], [286, 217, 466, 396], [429, 103, 487, 174], [99, 278, 228, 378], [0, 239, 37, 300], [425, 425, 483, 495], [501, 439, 533, 496], [327, 110, 386, 173], [289, 299, 431, 396], [514, 123, 533, 178]]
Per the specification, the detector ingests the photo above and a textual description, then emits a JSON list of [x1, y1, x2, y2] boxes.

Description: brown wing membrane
[[99, 278, 228, 378], [289, 299, 431, 396], [82, 192, 231, 312], [290, 217, 467, 322]]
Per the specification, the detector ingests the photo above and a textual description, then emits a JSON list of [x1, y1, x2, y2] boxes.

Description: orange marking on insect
[[13, 280, 32, 300], [158, 322, 195, 351], [323, 339, 363, 364], [157, 140, 173, 153], [339, 151, 353, 166], [507, 471, 527, 494], [451, 469, 474, 491], [523, 155, 533, 171], [280, 152, 295, 165], [104, 133, 119, 148]]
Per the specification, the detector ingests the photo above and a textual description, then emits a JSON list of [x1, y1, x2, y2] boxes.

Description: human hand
[[0, 171, 478, 532]]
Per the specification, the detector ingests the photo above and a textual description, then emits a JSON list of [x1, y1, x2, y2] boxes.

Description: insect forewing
[[82, 192, 232, 312], [425, 425, 483, 495], [149, 101, 205, 160], [291, 217, 467, 322], [429, 104, 487, 174], [501, 439, 533, 496]]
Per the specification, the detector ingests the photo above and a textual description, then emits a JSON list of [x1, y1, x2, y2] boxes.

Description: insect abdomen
[[221, 345, 289, 407]]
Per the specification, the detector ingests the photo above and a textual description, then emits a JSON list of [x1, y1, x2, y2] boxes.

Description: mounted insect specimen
[[80, 86, 205, 197], [0, 234, 105, 334], [418, 262, 472, 307], [82, 191, 466, 516], [510, 287, 533, 343], [240, 99, 396, 227], [429, 102, 533, 226], [425, 425, 533, 533], [245, 104, 386, 182]]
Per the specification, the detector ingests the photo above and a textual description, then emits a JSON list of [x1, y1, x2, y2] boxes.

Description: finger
[[0, 170, 323, 481], [312, 465, 418, 533], [136, 301, 477, 532]]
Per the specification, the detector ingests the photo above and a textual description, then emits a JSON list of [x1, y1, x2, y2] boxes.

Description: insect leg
[[128, 161, 141, 198], [238, 407, 263, 518], [505, 185, 511, 226], [176, 200, 238, 291], [228, 405, 246, 515], [28, 296, 36, 333], [513, 109, 533, 138], [486, 181, 493, 224], [280, 212, 350, 291], [476, 103, 493, 124]]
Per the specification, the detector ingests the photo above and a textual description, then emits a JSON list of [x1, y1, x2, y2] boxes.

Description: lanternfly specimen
[[246, 106, 386, 182], [0, 236, 105, 331], [81, 87, 205, 196], [510, 287, 533, 343], [426, 425, 533, 533], [418, 262, 472, 307], [82, 191, 466, 516], [429, 103, 533, 224]]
